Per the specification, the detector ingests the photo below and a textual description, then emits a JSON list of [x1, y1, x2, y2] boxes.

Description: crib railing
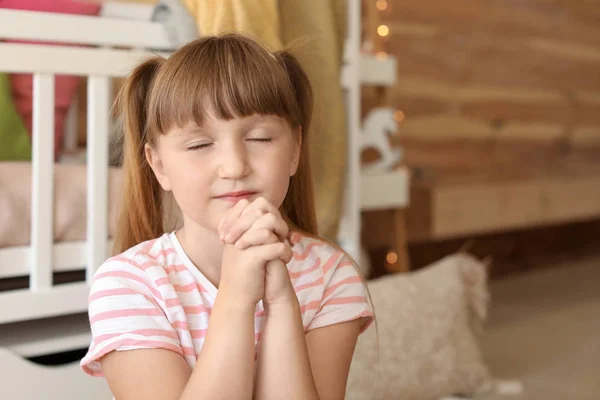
[[0, 5, 176, 324]]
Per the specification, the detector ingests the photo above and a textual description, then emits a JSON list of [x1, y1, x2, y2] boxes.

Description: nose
[[218, 140, 250, 179]]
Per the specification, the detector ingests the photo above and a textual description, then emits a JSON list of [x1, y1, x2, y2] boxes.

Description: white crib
[[0, 3, 179, 398], [0, 1, 406, 398]]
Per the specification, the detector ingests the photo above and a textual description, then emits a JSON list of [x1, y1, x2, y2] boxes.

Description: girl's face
[[145, 112, 301, 234]]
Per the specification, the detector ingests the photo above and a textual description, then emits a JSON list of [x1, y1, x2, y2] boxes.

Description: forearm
[[180, 290, 256, 400], [253, 299, 319, 400]]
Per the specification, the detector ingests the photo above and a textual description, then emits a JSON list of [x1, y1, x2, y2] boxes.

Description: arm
[[253, 301, 362, 400], [253, 298, 319, 400], [101, 291, 256, 400]]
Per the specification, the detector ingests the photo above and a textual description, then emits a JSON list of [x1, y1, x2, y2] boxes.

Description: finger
[[223, 208, 266, 244], [235, 229, 278, 250], [219, 199, 250, 239], [255, 242, 290, 263], [280, 243, 293, 264], [250, 213, 288, 242], [241, 197, 282, 221]]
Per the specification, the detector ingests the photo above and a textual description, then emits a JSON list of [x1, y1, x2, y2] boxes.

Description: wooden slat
[[30, 74, 54, 292], [0, 9, 173, 50], [87, 77, 111, 283], [0, 43, 161, 77], [0, 241, 114, 280], [0, 283, 90, 324], [101, 1, 155, 20]]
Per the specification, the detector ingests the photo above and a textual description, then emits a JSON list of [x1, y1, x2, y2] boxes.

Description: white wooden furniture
[[0, 1, 408, 397], [0, 3, 176, 397]]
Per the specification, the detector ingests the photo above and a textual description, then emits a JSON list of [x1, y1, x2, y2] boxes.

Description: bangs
[[146, 35, 301, 135]]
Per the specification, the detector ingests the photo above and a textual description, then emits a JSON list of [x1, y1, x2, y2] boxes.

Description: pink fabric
[[1, 0, 102, 159], [0, 161, 183, 249], [0, 162, 123, 248]]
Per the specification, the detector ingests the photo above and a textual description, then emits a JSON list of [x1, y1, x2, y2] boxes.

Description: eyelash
[[187, 138, 272, 151]]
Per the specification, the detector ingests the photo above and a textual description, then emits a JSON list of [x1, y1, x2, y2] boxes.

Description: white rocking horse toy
[[360, 107, 402, 173]]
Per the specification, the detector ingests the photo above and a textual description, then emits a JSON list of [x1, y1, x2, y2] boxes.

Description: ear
[[289, 127, 302, 177], [145, 143, 172, 191]]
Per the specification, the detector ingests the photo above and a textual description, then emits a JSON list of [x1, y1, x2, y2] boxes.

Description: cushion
[[1, 0, 102, 160], [346, 253, 494, 400], [0, 73, 32, 161]]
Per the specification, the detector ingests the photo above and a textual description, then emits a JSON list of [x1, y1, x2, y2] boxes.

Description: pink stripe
[[149, 248, 177, 259], [323, 252, 344, 275], [183, 304, 212, 315], [322, 276, 363, 299], [82, 338, 183, 377], [141, 239, 159, 254], [164, 297, 182, 307], [300, 300, 322, 313], [90, 308, 165, 324], [322, 296, 367, 307], [93, 270, 164, 301], [190, 329, 208, 339], [289, 257, 321, 279], [164, 264, 189, 274], [175, 282, 206, 293], [294, 277, 324, 292], [139, 260, 159, 269], [171, 320, 188, 329], [293, 241, 324, 260], [89, 287, 139, 303], [94, 329, 178, 343]]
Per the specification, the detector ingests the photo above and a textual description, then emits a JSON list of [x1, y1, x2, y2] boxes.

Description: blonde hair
[[114, 34, 316, 254]]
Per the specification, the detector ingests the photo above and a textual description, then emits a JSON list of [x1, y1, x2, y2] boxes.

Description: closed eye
[[248, 138, 272, 143], [187, 143, 212, 151]]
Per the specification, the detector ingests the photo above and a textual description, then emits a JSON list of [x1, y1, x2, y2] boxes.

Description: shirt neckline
[[168, 231, 219, 300]]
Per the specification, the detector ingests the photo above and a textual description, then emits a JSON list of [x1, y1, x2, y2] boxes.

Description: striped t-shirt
[[81, 231, 374, 376]]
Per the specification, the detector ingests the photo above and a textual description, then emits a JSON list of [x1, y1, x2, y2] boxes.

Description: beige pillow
[[346, 253, 494, 400]]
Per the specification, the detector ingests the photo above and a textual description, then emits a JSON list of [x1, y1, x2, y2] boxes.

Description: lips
[[216, 191, 257, 200]]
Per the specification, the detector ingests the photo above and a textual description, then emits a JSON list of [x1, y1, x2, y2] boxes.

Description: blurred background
[[0, 1, 598, 399]]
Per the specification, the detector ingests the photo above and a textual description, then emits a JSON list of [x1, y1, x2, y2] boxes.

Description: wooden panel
[[404, 174, 600, 242], [0, 43, 161, 77], [0, 9, 173, 50], [385, 1, 600, 48], [376, 0, 600, 147]]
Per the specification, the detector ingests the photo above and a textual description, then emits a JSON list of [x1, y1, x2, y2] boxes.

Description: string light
[[376, 51, 388, 60], [376, 0, 388, 11], [386, 251, 398, 265], [394, 110, 405, 123], [377, 24, 389, 37]]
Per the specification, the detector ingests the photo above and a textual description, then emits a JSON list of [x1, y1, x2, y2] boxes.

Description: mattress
[[0, 162, 125, 248]]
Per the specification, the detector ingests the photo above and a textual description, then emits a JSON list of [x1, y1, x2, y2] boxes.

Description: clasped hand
[[217, 197, 296, 307]]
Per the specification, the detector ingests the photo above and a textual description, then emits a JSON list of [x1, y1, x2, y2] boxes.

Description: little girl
[[81, 33, 373, 400]]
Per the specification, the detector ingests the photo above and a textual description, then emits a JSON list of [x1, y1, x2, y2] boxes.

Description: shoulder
[[288, 232, 354, 280], [90, 233, 178, 296]]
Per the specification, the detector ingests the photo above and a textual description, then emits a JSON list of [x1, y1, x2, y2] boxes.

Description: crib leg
[[388, 209, 410, 273]]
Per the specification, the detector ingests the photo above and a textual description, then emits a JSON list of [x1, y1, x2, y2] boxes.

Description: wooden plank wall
[[367, 0, 600, 150]]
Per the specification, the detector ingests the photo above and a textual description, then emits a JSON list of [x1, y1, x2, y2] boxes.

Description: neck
[[175, 221, 224, 288]]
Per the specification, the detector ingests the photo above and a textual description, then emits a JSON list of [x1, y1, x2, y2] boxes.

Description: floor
[[481, 256, 600, 400]]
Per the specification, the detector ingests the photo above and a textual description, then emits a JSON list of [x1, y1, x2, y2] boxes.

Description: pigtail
[[274, 50, 318, 236], [113, 57, 165, 255], [276, 50, 378, 337]]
